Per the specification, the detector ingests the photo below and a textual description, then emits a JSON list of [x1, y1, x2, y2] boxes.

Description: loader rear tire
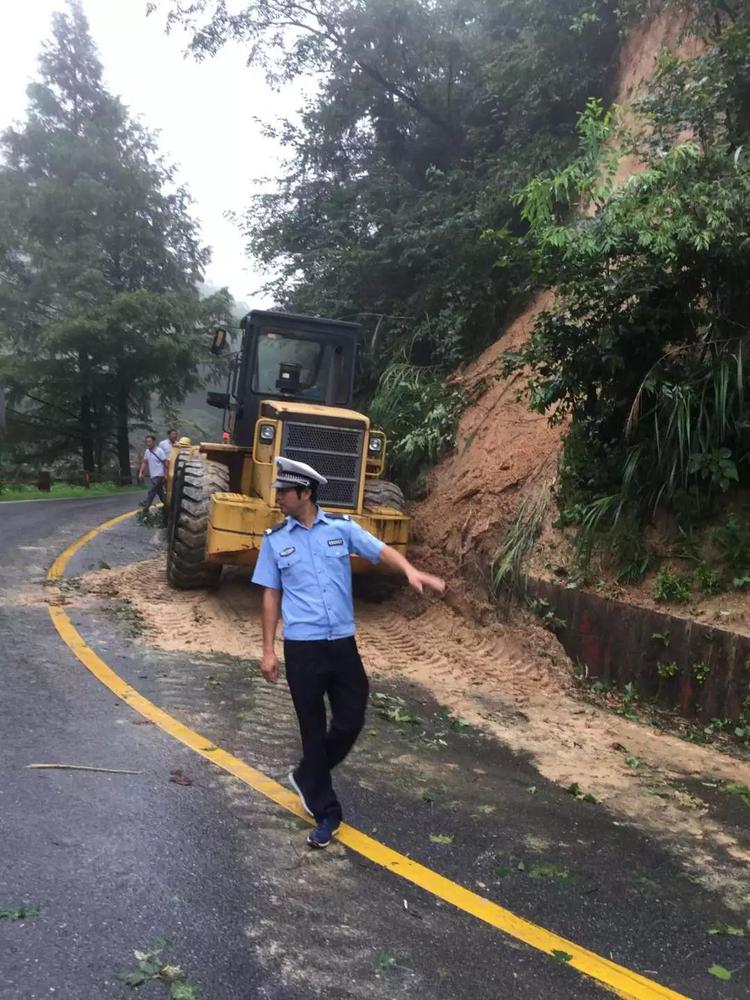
[[166, 458, 229, 589], [363, 479, 406, 513]]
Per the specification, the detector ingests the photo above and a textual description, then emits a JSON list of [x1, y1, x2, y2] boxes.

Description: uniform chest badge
[[327, 538, 344, 547], [280, 546, 296, 557]]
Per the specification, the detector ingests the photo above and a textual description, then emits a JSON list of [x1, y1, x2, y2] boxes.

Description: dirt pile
[[79, 558, 750, 909], [412, 290, 562, 577]]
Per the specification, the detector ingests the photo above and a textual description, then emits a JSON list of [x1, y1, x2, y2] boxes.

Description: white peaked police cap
[[271, 456, 328, 489]]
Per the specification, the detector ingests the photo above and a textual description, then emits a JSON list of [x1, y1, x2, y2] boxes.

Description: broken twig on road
[[26, 763, 142, 774]]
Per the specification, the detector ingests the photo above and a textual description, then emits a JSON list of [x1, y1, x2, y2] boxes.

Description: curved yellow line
[[47, 510, 689, 1000]]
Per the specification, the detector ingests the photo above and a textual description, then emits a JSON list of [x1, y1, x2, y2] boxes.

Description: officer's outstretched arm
[[260, 587, 281, 684], [378, 545, 446, 595]]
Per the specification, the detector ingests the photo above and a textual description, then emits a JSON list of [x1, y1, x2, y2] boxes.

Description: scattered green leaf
[[429, 833, 455, 845], [651, 631, 670, 645], [123, 971, 149, 987], [374, 952, 397, 977], [708, 964, 732, 981], [120, 941, 198, 997], [0, 905, 39, 921], [721, 782, 750, 805], [170, 982, 198, 1000], [565, 782, 597, 803], [528, 862, 570, 880], [707, 923, 745, 937], [372, 692, 419, 725], [552, 950, 573, 963]]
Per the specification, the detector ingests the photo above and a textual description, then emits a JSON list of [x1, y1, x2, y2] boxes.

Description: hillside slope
[[412, 7, 701, 581]]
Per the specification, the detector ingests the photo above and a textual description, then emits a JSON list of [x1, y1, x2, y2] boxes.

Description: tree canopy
[[160, 0, 622, 487], [0, 2, 230, 478], [164, 0, 620, 375]]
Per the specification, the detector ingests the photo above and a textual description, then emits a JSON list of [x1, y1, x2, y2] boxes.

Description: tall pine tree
[[0, 1, 229, 478]]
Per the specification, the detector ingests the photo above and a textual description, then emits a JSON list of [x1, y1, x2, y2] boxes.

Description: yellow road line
[[47, 510, 689, 1000]]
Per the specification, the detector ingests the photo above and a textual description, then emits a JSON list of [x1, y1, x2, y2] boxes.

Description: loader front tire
[[166, 458, 229, 589], [363, 479, 406, 513]]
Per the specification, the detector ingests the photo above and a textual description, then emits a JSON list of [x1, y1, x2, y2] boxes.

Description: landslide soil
[[77, 558, 750, 911]]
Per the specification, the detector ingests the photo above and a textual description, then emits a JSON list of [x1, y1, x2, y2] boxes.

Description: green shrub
[[710, 514, 750, 576], [695, 563, 723, 595], [653, 570, 691, 603], [657, 660, 679, 680], [693, 661, 711, 685], [490, 499, 548, 597], [369, 364, 463, 493]]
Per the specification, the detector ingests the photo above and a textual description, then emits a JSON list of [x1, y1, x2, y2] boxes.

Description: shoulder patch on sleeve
[[265, 519, 287, 535], [325, 512, 350, 521]]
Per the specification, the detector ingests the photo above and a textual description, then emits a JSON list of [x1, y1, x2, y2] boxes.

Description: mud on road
[[71, 552, 750, 914]]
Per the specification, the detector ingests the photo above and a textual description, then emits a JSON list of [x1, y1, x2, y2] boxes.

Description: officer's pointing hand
[[407, 569, 446, 595], [261, 651, 280, 684]]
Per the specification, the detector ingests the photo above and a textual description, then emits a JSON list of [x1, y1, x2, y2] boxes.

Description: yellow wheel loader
[[164, 309, 409, 588]]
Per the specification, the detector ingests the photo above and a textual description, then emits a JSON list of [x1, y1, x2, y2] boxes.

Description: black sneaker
[[288, 768, 313, 817], [306, 817, 341, 849]]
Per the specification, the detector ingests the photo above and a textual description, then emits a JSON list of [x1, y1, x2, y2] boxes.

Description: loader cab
[[226, 310, 360, 447]]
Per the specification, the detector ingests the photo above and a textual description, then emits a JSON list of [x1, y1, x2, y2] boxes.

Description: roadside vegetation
[[0, 481, 142, 502], [500, 0, 750, 583]]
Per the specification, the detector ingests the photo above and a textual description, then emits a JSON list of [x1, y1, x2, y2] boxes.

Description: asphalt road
[[1, 495, 747, 999]]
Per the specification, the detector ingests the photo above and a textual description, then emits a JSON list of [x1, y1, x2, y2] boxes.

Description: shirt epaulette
[[265, 519, 287, 535], [325, 512, 350, 520]]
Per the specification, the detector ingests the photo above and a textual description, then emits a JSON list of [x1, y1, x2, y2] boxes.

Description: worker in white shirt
[[158, 428, 179, 459], [138, 434, 167, 510]]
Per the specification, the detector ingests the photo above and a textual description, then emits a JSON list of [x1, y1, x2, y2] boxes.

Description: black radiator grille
[[281, 420, 364, 508]]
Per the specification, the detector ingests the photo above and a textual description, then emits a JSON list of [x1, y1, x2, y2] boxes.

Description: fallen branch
[[26, 764, 141, 774]]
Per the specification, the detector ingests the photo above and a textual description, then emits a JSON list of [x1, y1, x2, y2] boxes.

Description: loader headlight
[[259, 424, 275, 443], [368, 436, 383, 454]]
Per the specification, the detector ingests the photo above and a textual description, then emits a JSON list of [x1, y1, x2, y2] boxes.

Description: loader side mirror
[[210, 327, 228, 355], [206, 391, 230, 409]]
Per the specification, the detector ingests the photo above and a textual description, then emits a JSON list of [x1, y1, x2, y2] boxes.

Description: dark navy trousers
[[284, 636, 369, 823]]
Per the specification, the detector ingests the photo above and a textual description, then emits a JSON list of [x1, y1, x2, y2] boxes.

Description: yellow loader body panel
[[205, 492, 409, 572]]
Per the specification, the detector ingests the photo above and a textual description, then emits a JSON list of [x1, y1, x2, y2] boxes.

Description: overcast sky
[[0, 0, 305, 307]]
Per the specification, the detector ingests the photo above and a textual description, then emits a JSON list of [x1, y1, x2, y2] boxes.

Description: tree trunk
[[92, 396, 106, 475], [80, 394, 95, 473], [78, 352, 95, 474], [116, 388, 132, 484]]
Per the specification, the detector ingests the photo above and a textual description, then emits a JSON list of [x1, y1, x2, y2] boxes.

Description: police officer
[[252, 457, 446, 848]]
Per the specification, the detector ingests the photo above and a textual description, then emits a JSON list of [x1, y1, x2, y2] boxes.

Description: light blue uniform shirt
[[251, 508, 385, 640]]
